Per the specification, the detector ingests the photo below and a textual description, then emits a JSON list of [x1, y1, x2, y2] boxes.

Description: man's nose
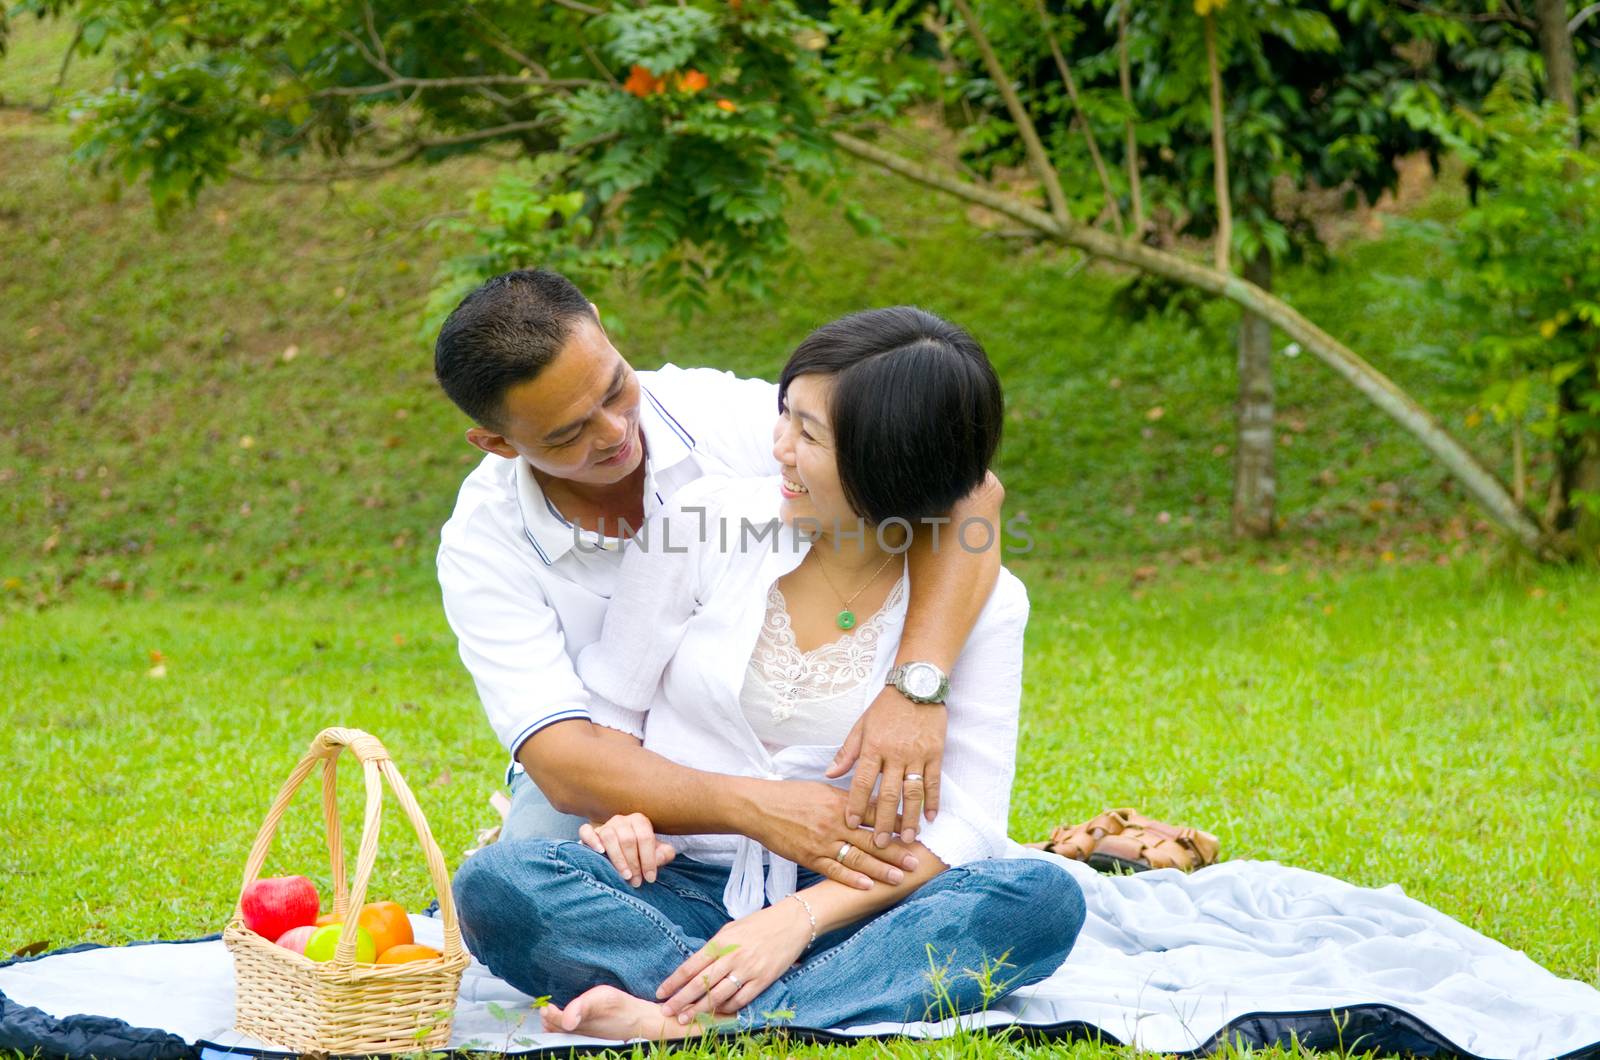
[[597, 410, 629, 449]]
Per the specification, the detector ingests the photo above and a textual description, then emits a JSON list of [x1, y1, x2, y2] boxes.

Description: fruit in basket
[[303, 923, 377, 963], [375, 943, 442, 964], [356, 901, 414, 956], [240, 876, 320, 942], [314, 911, 343, 927], [275, 925, 317, 954]]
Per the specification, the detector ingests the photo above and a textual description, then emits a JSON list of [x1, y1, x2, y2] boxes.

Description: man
[[434, 268, 1002, 888]]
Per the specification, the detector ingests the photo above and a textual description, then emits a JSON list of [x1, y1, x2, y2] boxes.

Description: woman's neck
[[808, 523, 907, 577]]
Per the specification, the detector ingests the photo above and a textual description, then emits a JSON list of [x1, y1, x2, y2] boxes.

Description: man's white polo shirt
[[437, 364, 779, 779]]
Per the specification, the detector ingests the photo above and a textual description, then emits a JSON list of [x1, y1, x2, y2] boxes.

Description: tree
[[0, 0, 1555, 553], [950, 0, 1531, 539]]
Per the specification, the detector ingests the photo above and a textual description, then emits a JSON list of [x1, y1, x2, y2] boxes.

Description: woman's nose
[[772, 416, 795, 466]]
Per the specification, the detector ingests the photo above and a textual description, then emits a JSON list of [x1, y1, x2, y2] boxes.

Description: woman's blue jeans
[[453, 838, 1085, 1031]]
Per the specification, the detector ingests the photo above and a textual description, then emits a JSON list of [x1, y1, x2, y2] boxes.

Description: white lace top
[[739, 575, 908, 754]]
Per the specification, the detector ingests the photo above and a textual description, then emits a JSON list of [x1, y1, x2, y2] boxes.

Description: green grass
[[2, 15, 1598, 1058]]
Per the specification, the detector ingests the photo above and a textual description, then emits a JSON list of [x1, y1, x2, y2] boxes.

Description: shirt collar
[[516, 383, 697, 566]]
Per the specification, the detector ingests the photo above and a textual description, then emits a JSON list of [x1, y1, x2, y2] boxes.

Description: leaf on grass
[[12, 940, 50, 958]]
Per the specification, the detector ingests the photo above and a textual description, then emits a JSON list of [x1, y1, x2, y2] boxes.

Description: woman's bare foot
[[541, 984, 706, 1041]]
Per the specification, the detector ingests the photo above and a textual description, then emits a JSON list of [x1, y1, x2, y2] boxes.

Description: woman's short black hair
[[434, 268, 596, 429], [779, 306, 1003, 524]]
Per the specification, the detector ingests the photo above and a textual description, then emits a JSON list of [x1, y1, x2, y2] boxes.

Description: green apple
[[303, 923, 376, 963]]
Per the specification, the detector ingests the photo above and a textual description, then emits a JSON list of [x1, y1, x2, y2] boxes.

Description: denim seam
[[551, 847, 699, 962]]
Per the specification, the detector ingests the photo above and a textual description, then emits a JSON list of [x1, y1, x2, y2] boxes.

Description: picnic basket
[[222, 726, 470, 1053]]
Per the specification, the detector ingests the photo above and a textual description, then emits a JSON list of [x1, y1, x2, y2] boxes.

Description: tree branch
[[313, 74, 598, 97], [465, 7, 552, 79], [1032, 0, 1124, 232], [1570, 1, 1600, 32], [1391, 0, 1537, 29], [948, 0, 1071, 223], [831, 129, 1549, 554], [551, 0, 606, 14]]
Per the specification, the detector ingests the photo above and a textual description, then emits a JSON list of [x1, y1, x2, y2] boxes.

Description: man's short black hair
[[434, 268, 597, 429], [779, 306, 1003, 524]]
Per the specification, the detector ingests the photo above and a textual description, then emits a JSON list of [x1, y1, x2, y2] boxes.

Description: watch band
[[887, 662, 951, 705]]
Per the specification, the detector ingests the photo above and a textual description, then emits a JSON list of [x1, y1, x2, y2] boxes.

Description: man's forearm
[[519, 721, 767, 836], [901, 473, 1004, 669]]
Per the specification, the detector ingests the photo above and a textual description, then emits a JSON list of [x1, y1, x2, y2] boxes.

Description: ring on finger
[[727, 973, 743, 990], [838, 842, 853, 863], [905, 772, 924, 782]]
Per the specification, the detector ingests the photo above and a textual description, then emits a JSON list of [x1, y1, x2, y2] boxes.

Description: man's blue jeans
[[453, 838, 1085, 1031], [502, 770, 585, 844]]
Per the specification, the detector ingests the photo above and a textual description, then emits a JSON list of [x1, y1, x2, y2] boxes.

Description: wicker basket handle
[[233, 727, 466, 968]]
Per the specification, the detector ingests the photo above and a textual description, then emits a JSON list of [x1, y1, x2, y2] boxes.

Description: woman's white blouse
[[741, 577, 907, 752], [575, 475, 1029, 919]]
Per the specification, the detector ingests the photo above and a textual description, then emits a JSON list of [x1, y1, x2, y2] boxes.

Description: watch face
[[905, 663, 941, 699]]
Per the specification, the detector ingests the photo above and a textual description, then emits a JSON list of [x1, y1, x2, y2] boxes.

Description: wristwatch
[[886, 661, 950, 705]]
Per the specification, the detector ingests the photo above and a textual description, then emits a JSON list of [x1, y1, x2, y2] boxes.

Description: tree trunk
[[1203, 13, 1232, 273], [1233, 250, 1276, 537], [1555, 366, 1600, 552], [1118, 0, 1145, 234], [1536, 0, 1578, 120], [1534, 0, 1598, 551]]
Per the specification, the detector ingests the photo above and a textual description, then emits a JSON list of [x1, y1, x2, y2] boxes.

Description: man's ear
[[465, 426, 518, 460], [589, 301, 606, 333]]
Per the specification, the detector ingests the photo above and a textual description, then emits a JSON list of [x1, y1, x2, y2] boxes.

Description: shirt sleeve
[[914, 569, 1029, 869], [649, 364, 782, 478], [576, 479, 724, 735], [437, 506, 590, 760]]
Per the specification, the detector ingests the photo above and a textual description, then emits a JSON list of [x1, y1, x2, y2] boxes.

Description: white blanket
[[4, 852, 1598, 1059]]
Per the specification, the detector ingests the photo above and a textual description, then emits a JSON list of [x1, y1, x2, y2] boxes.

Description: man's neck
[[535, 462, 648, 523]]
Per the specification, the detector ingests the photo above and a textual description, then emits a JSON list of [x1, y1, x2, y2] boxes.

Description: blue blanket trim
[[7, 936, 1599, 1060]]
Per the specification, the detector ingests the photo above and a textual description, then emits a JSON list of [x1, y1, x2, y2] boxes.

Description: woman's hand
[[656, 898, 813, 1024], [579, 812, 676, 887]]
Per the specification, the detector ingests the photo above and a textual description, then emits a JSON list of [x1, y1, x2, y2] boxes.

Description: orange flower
[[623, 64, 664, 97], [716, 98, 738, 112], [677, 68, 709, 93]]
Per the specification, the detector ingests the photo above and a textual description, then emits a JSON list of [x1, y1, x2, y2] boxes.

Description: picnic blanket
[[5, 848, 1599, 1059]]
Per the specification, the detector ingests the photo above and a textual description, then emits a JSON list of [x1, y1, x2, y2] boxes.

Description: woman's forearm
[[800, 842, 950, 935]]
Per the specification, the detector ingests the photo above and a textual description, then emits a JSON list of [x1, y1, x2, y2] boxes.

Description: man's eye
[[550, 433, 580, 448]]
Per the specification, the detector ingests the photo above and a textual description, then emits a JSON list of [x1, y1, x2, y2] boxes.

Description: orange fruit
[[356, 901, 413, 956], [314, 911, 344, 927], [375, 943, 442, 965]]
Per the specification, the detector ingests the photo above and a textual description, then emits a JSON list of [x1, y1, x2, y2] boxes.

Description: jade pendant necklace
[[811, 549, 898, 630]]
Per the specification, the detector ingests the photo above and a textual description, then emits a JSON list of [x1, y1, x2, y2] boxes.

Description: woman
[[452, 307, 1083, 1039]]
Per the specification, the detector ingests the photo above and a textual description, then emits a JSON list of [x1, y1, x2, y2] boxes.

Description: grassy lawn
[[3, 14, 1598, 1058]]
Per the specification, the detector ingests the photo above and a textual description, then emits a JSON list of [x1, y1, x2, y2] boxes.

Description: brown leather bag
[[1026, 808, 1220, 873]]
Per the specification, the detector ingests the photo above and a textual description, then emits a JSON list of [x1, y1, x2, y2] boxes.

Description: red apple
[[240, 875, 320, 942], [275, 925, 317, 955]]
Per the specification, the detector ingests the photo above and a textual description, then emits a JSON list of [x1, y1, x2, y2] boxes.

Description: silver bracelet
[[785, 893, 818, 948]]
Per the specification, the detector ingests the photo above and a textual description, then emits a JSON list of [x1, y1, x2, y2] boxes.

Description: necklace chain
[[811, 549, 897, 631]]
